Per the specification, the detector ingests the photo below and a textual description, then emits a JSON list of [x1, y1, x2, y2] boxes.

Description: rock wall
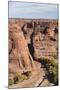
[[9, 20, 36, 77], [9, 18, 58, 77]]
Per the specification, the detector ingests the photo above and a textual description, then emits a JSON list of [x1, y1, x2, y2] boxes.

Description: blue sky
[[9, 2, 59, 19]]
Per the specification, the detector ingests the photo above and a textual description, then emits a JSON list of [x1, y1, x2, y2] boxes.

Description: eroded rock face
[[22, 22, 33, 44], [9, 21, 36, 78], [32, 25, 58, 60], [9, 19, 58, 77]]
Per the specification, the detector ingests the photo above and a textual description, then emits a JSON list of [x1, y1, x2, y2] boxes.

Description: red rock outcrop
[[9, 18, 58, 76], [9, 22, 36, 78]]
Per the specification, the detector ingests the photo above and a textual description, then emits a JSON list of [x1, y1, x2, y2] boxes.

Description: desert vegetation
[[9, 71, 32, 86], [39, 57, 58, 85]]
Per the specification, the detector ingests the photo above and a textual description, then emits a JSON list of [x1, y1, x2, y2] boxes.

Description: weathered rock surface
[[8, 18, 58, 87], [9, 21, 36, 78]]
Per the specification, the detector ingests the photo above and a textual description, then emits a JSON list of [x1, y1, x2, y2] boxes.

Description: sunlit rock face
[[9, 20, 36, 78], [9, 19, 58, 77]]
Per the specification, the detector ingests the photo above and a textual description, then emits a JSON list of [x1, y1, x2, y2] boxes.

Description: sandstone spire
[[9, 23, 36, 75]]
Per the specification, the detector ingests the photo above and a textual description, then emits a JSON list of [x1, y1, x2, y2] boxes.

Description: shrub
[[13, 74, 24, 84], [23, 71, 32, 79], [26, 71, 32, 79], [49, 64, 58, 84], [53, 54, 58, 59], [26, 71, 31, 77], [13, 72, 32, 84], [21, 75, 28, 80], [42, 57, 57, 67], [41, 57, 58, 85], [8, 79, 14, 86]]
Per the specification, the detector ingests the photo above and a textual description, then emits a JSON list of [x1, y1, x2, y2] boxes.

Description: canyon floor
[[9, 61, 53, 88]]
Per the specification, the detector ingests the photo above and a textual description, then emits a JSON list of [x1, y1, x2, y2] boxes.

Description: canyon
[[8, 18, 58, 88]]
